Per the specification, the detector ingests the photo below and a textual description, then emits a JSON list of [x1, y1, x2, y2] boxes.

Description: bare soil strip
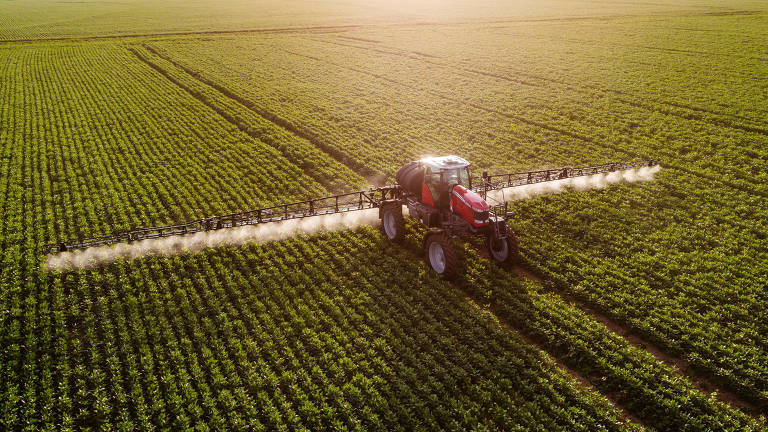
[[141, 45, 381, 183], [283, 46, 768, 200], [314, 36, 768, 134], [513, 264, 764, 418], [337, 35, 381, 44], [457, 286, 647, 428]]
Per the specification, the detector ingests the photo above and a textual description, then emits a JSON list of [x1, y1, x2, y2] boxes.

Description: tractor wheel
[[425, 234, 457, 278], [381, 204, 405, 242], [487, 231, 519, 267]]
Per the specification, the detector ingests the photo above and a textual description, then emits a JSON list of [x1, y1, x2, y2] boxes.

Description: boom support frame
[[44, 160, 657, 255]]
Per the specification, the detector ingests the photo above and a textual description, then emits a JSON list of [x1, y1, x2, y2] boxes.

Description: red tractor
[[380, 156, 517, 277], [46, 153, 656, 276]]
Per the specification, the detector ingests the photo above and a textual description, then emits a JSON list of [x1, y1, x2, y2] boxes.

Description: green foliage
[[1, 2, 767, 430], [149, 12, 768, 416], [0, 42, 637, 430]]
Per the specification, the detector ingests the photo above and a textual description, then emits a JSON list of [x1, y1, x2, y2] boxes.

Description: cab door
[[422, 167, 439, 206], [423, 168, 453, 209]]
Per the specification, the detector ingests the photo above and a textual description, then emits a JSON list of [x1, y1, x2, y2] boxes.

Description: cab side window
[[425, 168, 441, 186], [444, 170, 459, 186], [425, 167, 441, 204]]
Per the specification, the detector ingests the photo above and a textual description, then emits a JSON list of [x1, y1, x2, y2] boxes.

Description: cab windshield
[[424, 166, 470, 208], [441, 167, 470, 187]]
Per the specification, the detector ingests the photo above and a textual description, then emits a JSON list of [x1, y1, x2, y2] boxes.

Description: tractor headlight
[[474, 210, 489, 221]]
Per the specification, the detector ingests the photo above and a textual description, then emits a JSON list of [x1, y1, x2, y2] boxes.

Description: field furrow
[[1, 2, 767, 429]]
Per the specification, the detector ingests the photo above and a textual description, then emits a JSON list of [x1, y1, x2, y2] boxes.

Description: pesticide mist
[[47, 165, 660, 270], [47, 208, 381, 271], [486, 165, 661, 203]]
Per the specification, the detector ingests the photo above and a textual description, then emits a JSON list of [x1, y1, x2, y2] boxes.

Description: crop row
[[4, 0, 739, 41], [0, 42, 640, 430], [7, 230, 648, 430], [145, 38, 615, 177], [130, 45, 368, 192], [356, 16, 768, 126], [10, 44, 337, 233], [149, 33, 768, 193], [511, 171, 768, 410], [0, 43, 335, 430], [396, 220, 764, 430], [147, 32, 768, 409], [304, 34, 768, 193]]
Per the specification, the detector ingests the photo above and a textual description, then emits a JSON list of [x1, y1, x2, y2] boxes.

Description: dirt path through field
[[398, 244, 647, 427], [512, 264, 763, 417], [456, 285, 647, 428]]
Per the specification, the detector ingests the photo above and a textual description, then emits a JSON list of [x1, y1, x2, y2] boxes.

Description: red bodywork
[[450, 185, 490, 227], [421, 183, 435, 206]]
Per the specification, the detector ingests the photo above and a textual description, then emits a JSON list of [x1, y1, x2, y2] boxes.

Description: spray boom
[[45, 159, 659, 272]]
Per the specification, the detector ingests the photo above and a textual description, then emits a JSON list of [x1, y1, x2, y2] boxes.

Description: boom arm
[[44, 159, 657, 255], [45, 186, 401, 254], [473, 160, 658, 196]]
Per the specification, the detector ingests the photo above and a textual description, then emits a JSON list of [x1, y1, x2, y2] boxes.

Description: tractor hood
[[451, 185, 490, 227], [452, 185, 489, 212]]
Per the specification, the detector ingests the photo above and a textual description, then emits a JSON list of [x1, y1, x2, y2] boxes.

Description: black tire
[[424, 233, 457, 278], [380, 204, 405, 243], [487, 231, 519, 267]]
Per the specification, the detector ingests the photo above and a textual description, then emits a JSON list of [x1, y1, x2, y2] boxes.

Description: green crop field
[[1, 0, 767, 430]]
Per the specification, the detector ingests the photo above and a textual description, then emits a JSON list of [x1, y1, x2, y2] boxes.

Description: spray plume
[[46, 208, 381, 271], [47, 165, 660, 271], [486, 165, 660, 203]]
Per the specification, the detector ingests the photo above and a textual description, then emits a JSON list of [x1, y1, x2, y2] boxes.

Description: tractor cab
[[394, 155, 490, 228], [420, 156, 471, 208], [419, 156, 490, 228], [389, 154, 516, 277]]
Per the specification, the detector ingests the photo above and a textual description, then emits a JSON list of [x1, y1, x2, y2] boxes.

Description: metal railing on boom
[[45, 159, 657, 255], [474, 159, 658, 198], [45, 185, 400, 254]]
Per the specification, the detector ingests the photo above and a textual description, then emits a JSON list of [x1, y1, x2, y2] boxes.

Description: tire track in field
[[631, 43, 767, 60], [309, 36, 768, 135], [394, 237, 646, 428], [510, 263, 764, 418], [456, 287, 647, 428], [127, 47, 378, 193], [453, 287, 646, 428], [490, 29, 768, 62], [281, 46, 768, 199], [138, 45, 381, 184], [310, 37, 544, 88], [473, 238, 764, 419]]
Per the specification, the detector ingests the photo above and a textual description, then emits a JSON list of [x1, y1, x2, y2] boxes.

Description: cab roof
[[419, 155, 470, 171]]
